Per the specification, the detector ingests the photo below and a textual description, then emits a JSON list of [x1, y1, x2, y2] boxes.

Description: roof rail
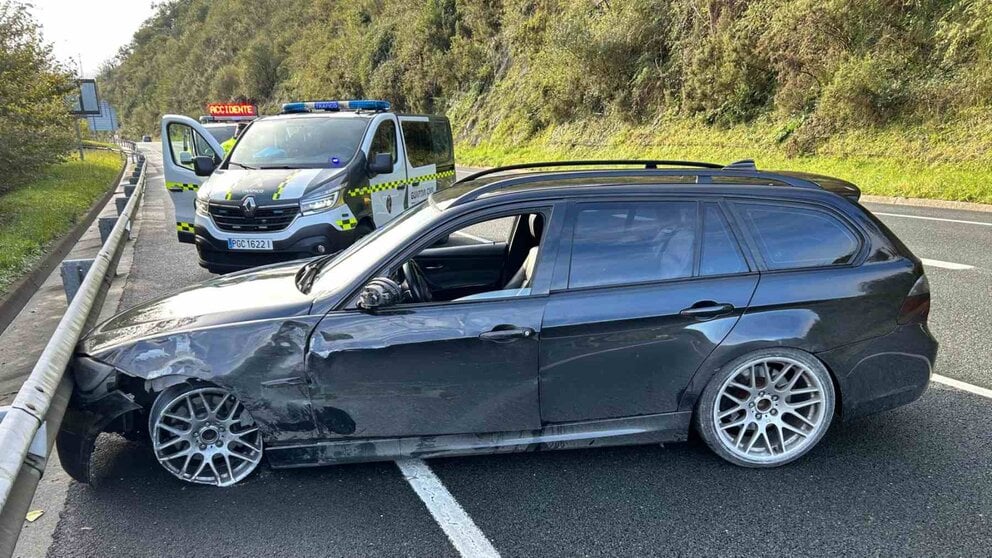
[[447, 159, 826, 208], [457, 160, 723, 184]]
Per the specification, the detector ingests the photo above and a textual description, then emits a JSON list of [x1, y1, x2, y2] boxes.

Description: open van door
[[160, 115, 224, 243]]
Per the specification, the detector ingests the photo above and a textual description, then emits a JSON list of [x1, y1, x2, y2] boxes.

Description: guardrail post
[[98, 217, 117, 244], [60, 259, 94, 303], [124, 184, 136, 198], [115, 197, 128, 216]]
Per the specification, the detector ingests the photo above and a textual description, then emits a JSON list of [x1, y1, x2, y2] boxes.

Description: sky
[[29, 0, 156, 77]]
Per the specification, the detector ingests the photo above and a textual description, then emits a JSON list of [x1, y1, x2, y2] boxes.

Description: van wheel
[[355, 220, 374, 239], [695, 348, 835, 468]]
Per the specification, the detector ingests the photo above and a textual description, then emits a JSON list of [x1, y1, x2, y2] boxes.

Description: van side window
[[402, 121, 433, 168], [736, 202, 859, 269], [370, 120, 397, 162], [430, 119, 453, 164], [568, 202, 697, 289], [700, 203, 748, 276]]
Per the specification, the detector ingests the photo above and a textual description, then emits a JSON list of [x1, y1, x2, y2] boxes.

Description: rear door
[[399, 117, 455, 208], [539, 200, 759, 422], [160, 115, 225, 242]]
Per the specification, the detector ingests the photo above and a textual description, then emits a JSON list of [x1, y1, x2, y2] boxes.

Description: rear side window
[[700, 203, 748, 276], [430, 119, 453, 164], [402, 119, 452, 167], [401, 121, 433, 168], [569, 202, 697, 289], [736, 202, 859, 269]]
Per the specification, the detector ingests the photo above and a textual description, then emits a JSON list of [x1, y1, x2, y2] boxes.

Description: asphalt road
[[45, 145, 992, 557]]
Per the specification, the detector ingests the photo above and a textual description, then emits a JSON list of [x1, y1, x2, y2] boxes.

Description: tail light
[[898, 274, 931, 324]]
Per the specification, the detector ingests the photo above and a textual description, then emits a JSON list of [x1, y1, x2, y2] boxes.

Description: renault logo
[[240, 196, 257, 217]]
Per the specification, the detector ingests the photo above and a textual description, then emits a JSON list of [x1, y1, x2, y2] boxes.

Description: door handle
[[479, 326, 535, 342], [679, 301, 735, 319], [423, 264, 444, 271]]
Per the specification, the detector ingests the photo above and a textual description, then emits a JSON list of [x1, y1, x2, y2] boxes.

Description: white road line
[[873, 212, 992, 227], [396, 459, 501, 558], [453, 230, 493, 244], [920, 258, 975, 270], [932, 374, 992, 400]]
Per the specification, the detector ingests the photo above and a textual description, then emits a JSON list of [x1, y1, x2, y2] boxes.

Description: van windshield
[[228, 117, 370, 169]]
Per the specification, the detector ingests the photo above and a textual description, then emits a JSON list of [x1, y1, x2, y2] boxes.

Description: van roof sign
[[281, 100, 391, 114], [206, 103, 257, 120]]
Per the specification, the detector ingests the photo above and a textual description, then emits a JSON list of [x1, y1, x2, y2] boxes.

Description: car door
[[539, 200, 759, 423], [363, 116, 407, 226], [305, 204, 562, 439], [160, 115, 225, 242]]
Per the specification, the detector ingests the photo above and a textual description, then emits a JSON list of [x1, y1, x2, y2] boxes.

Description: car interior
[[391, 212, 545, 304]]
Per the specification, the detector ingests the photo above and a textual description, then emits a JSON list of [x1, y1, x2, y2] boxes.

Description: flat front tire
[[696, 348, 835, 468]]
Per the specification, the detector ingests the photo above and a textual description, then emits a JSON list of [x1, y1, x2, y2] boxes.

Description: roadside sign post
[[68, 79, 101, 160]]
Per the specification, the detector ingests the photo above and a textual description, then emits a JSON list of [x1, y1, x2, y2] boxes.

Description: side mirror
[[358, 277, 403, 310], [179, 151, 193, 165], [193, 156, 216, 177], [368, 152, 394, 176]]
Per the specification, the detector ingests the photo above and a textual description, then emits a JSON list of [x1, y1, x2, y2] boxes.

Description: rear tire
[[695, 348, 835, 468]]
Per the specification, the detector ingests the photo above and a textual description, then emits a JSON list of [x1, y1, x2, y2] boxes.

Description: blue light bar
[[280, 100, 391, 113]]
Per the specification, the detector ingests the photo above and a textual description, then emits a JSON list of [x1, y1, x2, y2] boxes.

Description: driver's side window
[[368, 210, 548, 308], [168, 122, 216, 169]]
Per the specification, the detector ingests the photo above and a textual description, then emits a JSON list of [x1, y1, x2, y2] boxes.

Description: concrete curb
[[859, 195, 992, 213], [0, 151, 128, 336]]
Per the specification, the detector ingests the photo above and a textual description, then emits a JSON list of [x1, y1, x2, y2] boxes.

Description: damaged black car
[[58, 160, 938, 486]]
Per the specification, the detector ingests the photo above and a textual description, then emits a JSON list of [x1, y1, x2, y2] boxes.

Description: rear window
[[736, 202, 859, 269], [402, 119, 452, 167], [568, 202, 698, 289]]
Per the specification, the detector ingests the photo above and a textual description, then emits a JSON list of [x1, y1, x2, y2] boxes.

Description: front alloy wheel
[[149, 385, 263, 486], [697, 349, 835, 467]]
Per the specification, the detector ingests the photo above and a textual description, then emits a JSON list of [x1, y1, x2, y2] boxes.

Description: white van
[[160, 100, 455, 272]]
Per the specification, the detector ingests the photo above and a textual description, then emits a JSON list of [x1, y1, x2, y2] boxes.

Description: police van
[[160, 100, 455, 272]]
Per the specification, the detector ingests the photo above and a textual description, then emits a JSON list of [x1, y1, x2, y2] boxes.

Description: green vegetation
[[0, 150, 122, 295], [0, 1, 77, 192], [100, 0, 992, 203]]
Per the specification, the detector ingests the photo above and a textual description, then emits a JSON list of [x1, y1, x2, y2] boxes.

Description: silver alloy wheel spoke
[[151, 387, 263, 486], [713, 357, 827, 464]]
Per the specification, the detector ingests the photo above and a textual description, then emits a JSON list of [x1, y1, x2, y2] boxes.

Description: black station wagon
[[58, 160, 938, 486]]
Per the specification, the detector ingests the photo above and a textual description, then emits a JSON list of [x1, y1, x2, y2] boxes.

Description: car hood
[[80, 261, 314, 357], [201, 167, 346, 204]]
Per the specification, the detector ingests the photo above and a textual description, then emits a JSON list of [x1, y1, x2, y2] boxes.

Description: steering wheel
[[401, 260, 433, 303]]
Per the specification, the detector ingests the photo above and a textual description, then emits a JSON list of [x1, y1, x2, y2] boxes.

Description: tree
[[0, 0, 76, 191]]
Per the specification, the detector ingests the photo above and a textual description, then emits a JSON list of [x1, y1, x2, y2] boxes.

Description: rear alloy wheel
[[697, 349, 835, 467], [149, 385, 263, 486]]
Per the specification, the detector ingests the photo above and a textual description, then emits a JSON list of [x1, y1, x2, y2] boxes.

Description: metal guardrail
[[0, 144, 146, 556]]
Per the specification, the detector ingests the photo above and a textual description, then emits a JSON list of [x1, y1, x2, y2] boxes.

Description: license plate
[[227, 238, 273, 251]]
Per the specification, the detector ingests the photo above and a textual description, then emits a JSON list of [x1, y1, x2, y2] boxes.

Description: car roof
[[434, 162, 861, 209]]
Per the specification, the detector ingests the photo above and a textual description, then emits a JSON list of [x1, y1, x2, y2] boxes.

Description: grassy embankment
[[0, 149, 122, 295], [456, 115, 992, 204]]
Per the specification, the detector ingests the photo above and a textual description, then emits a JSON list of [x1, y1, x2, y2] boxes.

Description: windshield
[[310, 201, 441, 297], [229, 117, 369, 169]]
